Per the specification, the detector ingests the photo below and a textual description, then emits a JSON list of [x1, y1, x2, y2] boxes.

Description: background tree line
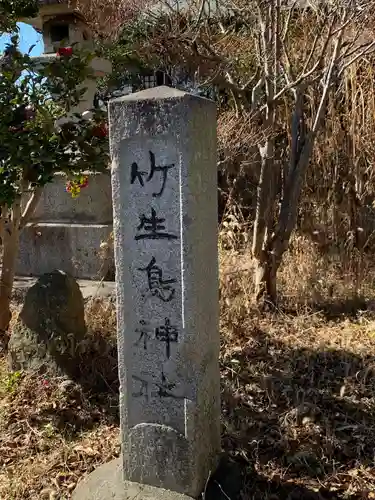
[[78, 0, 375, 307]]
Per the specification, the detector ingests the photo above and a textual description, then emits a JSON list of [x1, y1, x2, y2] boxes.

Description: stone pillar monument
[[73, 86, 220, 499]]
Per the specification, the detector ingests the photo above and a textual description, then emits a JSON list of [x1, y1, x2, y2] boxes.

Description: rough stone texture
[[13, 277, 116, 303], [8, 270, 86, 376], [109, 86, 220, 497], [23, 172, 112, 224], [17, 223, 114, 280], [17, 171, 114, 281], [72, 458, 193, 500]]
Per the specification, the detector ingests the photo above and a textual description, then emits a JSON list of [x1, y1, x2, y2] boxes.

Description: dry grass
[[220, 237, 375, 499], [221, 309, 375, 499], [2, 242, 375, 498], [0, 299, 119, 500]]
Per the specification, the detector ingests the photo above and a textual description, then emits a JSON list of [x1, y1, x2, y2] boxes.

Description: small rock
[[8, 270, 86, 377]]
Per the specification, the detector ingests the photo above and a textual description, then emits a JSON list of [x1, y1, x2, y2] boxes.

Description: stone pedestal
[[72, 458, 193, 500], [108, 86, 220, 497], [14, 43, 112, 280], [16, 172, 114, 280]]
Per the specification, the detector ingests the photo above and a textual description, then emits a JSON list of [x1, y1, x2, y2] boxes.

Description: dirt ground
[[2, 251, 375, 499]]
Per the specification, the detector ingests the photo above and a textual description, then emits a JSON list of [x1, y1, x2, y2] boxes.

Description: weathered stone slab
[[17, 222, 114, 280], [109, 86, 220, 497]]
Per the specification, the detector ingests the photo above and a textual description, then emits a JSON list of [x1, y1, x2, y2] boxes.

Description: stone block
[[109, 86, 220, 497], [23, 172, 113, 224], [72, 458, 193, 500], [16, 222, 114, 280]]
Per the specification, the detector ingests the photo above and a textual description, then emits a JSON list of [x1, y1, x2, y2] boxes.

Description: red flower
[[79, 176, 89, 189], [92, 123, 108, 138], [57, 47, 73, 57]]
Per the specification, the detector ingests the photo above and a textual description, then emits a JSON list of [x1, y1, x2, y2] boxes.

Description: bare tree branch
[[339, 40, 375, 76]]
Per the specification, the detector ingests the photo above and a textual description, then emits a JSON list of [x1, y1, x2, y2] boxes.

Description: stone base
[[16, 223, 114, 280], [72, 458, 194, 500]]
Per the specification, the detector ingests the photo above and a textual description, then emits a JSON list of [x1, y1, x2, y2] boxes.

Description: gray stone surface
[[109, 86, 220, 497], [23, 172, 112, 224], [17, 222, 114, 280], [8, 270, 86, 376], [72, 458, 193, 500], [13, 277, 116, 302], [17, 172, 114, 280]]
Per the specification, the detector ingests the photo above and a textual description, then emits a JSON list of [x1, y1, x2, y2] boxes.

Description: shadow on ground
[[282, 296, 370, 321], [219, 322, 375, 499], [205, 456, 345, 499], [8, 328, 121, 437], [7, 297, 375, 499], [67, 308, 375, 499]]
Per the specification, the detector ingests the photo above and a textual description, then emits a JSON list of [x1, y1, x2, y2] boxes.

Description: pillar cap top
[[110, 86, 213, 105]]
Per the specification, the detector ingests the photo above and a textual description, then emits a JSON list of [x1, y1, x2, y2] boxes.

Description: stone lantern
[[22, 0, 111, 114], [15, 1, 114, 282]]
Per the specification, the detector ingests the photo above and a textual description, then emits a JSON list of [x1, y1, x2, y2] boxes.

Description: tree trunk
[[252, 135, 280, 306], [253, 251, 279, 307], [0, 185, 43, 340], [0, 201, 22, 339]]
